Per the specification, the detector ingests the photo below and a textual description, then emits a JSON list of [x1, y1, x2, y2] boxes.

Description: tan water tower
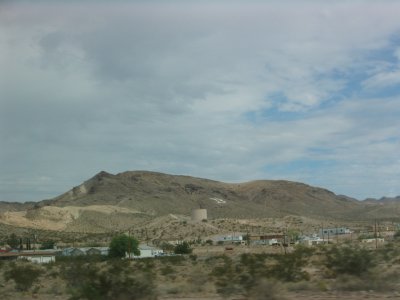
[[191, 208, 207, 222]]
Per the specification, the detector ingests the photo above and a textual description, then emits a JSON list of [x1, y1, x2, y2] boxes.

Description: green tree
[[109, 234, 140, 258], [6, 233, 20, 249], [160, 242, 175, 252], [174, 241, 192, 254], [40, 240, 56, 250]]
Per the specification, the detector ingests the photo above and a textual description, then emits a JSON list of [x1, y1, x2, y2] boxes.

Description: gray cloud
[[1, 1, 400, 201]]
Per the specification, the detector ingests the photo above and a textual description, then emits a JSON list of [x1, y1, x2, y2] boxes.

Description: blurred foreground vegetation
[[1, 241, 400, 299]]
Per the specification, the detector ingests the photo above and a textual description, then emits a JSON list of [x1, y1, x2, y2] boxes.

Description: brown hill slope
[[33, 170, 364, 220]]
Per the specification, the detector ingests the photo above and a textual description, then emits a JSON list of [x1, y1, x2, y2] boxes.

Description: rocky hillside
[[0, 170, 398, 233], [31, 170, 365, 220]]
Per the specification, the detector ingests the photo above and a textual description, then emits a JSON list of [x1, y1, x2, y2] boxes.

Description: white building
[[17, 250, 57, 263], [251, 238, 279, 246], [319, 227, 352, 237], [361, 238, 385, 244], [215, 234, 244, 244], [129, 245, 164, 259], [299, 235, 327, 246]]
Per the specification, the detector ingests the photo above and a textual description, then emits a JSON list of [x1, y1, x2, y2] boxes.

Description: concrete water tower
[[191, 208, 207, 222]]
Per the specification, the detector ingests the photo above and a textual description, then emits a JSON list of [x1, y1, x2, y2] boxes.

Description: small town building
[[249, 234, 284, 246], [18, 251, 57, 263], [215, 234, 245, 244], [361, 238, 385, 244], [299, 235, 327, 246], [0, 250, 57, 263], [130, 245, 163, 259], [61, 247, 109, 256], [61, 248, 85, 256], [319, 227, 351, 237]]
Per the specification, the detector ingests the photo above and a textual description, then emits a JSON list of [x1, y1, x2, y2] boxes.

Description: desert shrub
[[60, 259, 90, 288], [158, 255, 186, 265], [160, 242, 175, 252], [160, 265, 174, 276], [174, 241, 192, 254], [268, 246, 314, 282], [189, 254, 197, 262], [64, 261, 157, 300], [323, 245, 375, 277], [6, 233, 20, 249], [3, 262, 44, 291], [56, 255, 106, 264], [166, 287, 180, 294], [247, 279, 286, 300], [333, 271, 400, 292], [285, 280, 322, 292], [134, 259, 156, 278], [186, 269, 210, 293], [378, 242, 400, 262], [332, 274, 366, 291], [212, 249, 313, 298], [237, 253, 271, 291], [211, 256, 244, 298]]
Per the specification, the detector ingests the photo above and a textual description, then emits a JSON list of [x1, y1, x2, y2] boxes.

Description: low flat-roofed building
[[0, 250, 57, 263]]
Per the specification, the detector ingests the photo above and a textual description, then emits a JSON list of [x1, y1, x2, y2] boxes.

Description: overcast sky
[[1, 1, 400, 202]]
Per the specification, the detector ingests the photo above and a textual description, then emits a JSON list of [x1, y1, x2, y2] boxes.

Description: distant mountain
[[0, 171, 398, 233], [364, 196, 400, 203], [0, 201, 35, 213]]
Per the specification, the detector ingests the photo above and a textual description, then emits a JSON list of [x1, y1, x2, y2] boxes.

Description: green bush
[[378, 242, 400, 262], [268, 246, 314, 282], [323, 245, 375, 277], [40, 240, 56, 250], [211, 256, 243, 298], [158, 255, 186, 265], [3, 262, 44, 291], [174, 241, 192, 254], [63, 261, 157, 300]]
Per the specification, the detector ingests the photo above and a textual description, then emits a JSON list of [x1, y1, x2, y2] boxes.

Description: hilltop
[[0, 171, 399, 235], [35, 170, 362, 219]]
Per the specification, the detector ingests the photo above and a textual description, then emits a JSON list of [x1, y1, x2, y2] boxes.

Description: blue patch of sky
[[323, 69, 365, 102], [243, 92, 311, 124], [366, 33, 400, 65], [357, 33, 400, 98], [263, 158, 336, 178], [244, 34, 400, 125]]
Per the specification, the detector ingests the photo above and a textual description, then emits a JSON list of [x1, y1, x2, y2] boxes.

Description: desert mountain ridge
[[1, 170, 400, 233]]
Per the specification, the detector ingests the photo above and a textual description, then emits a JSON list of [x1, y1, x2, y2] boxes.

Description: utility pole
[[374, 220, 378, 250], [128, 229, 132, 259], [283, 227, 288, 255], [336, 227, 339, 244]]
